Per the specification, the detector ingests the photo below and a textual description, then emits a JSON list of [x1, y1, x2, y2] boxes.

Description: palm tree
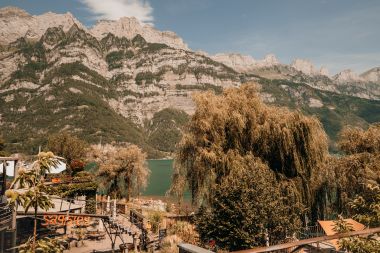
[[7, 152, 62, 252]]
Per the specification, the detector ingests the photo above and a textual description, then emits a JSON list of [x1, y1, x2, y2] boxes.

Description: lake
[[142, 159, 191, 200]]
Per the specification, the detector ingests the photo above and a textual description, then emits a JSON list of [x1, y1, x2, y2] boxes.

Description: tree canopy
[[338, 124, 380, 155], [195, 153, 302, 251], [171, 83, 328, 208], [314, 124, 380, 218], [169, 83, 331, 249], [88, 144, 149, 199], [47, 132, 89, 175]]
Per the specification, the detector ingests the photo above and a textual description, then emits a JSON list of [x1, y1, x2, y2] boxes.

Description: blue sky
[[1, 0, 379, 74]]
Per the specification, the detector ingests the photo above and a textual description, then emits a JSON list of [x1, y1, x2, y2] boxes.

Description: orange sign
[[51, 178, 61, 183], [42, 215, 91, 227]]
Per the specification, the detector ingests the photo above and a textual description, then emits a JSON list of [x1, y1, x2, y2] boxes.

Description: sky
[[1, 0, 379, 74]]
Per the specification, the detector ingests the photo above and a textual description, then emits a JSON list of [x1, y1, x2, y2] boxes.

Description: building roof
[[17, 195, 84, 214], [318, 219, 366, 250]]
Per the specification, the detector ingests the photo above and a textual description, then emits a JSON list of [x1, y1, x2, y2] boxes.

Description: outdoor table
[[86, 231, 106, 240]]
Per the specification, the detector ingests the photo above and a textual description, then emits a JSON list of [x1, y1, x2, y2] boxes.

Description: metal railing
[[296, 225, 325, 240], [0, 201, 12, 229]]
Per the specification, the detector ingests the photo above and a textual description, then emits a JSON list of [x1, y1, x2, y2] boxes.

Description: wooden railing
[[178, 227, 380, 253], [233, 227, 380, 253]]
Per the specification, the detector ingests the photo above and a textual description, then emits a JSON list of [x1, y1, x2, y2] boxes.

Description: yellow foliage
[[88, 144, 150, 199], [170, 83, 328, 207]]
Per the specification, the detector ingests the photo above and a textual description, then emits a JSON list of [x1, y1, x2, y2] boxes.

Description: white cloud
[[81, 0, 154, 24]]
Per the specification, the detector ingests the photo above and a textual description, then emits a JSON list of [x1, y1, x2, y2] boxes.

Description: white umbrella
[[47, 161, 66, 174], [106, 196, 110, 214]]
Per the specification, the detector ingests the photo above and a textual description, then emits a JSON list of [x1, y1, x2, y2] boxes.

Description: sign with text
[[42, 214, 91, 227]]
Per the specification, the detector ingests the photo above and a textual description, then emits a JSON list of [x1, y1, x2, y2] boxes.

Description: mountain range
[[0, 6, 379, 157]]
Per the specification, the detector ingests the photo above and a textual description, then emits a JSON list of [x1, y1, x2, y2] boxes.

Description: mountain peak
[[0, 6, 30, 18], [291, 59, 315, 75], [210, 53, 280, 72], [211, 53, 256, 72], [264, 53, 278, 62], [333, 69, 363, 83], [360, 67, 380, 83], [319, 66, 329, 76], [290, 58, 329, 76], [256, 53, 280, 67], [90, 16, 188, 50], [0, 6, 85, 45], [0, 6, 188, 50]]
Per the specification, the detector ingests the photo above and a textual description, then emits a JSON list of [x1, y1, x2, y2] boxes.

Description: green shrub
[[106, 51, 124, 70]]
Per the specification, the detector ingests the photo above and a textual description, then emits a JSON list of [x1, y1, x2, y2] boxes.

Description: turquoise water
[[143, 159, 191, 200]]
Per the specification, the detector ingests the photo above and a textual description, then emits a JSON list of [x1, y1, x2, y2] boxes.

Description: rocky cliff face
[[0, 7, 85, 45], [360, 67, 380, 83], [0, 6, 188, 51], [0, 6, 379, 156], [211, 53, 257, 72], [333, 69, 363, 83], [291, 58, 328, 76], [213, 52, 379, 100], [210, 53, 280, 72], [90, 17, 189, 50], [0, 24, 238, 120]]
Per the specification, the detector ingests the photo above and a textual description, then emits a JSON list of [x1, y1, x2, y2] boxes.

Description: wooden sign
[[42, 214, 91, 227]]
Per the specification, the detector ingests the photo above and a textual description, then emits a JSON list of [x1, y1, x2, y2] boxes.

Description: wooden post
[[95, 194, 98, 214]]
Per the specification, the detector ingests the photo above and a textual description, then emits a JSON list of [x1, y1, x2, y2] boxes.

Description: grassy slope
[[146, 108, 189, 153]]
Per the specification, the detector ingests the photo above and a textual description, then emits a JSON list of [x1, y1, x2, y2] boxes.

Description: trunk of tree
[[126, 177, 131, 202], [33, 202, 37, 252]]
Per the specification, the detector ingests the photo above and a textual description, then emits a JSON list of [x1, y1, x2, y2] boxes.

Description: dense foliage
[[147, 108, 189, 152], [19, 237, 66, 253], [171, 84, 328, 208], [314, 125, 380, 219], [196, 154, 302, 250], [170, 83, 331, 248], [338, 124, 380, 154], [7, 152, 62, 252], [47, 132, 89, 175], [46, 177, 97, 214], [258, 78, 380, 151], [334, 216, 380, 253], [348, 184, 380, 227], [88, 144, 150, 199], [0, 136, 9, 156]]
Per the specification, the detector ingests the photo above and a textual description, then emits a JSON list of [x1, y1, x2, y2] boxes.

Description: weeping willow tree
[[338, 124, 380, 154], [170, 83, 328, 212], [315, 124, 380, 218], [88, 144, 150, 200], [169, 83, 330, 249]]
